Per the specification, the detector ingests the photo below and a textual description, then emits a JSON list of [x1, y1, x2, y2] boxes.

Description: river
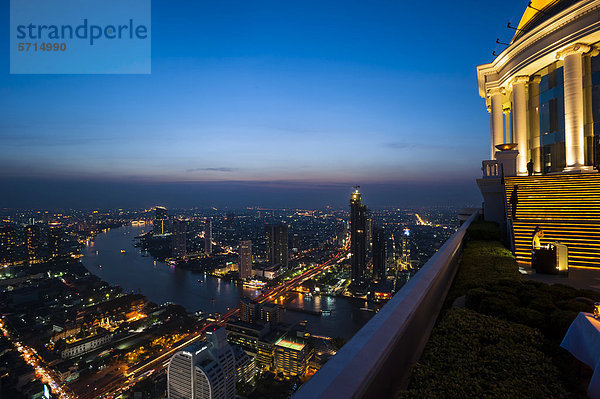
[[81, 224, 371, 338]]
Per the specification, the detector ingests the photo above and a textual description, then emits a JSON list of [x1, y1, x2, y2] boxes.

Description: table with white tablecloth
[[561, 312, 600, 399]]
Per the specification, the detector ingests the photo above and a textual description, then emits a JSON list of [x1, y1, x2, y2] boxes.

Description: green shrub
[[400, 308, 566, 398], [447, 240, 520, 306], [466, 220, 502, 241]]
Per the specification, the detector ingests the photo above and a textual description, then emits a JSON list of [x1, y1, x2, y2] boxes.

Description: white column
[[487, 87, 505, 159], [503, 106, 512, 143], [512, 76, 529, 175], [529, 75, 542, 173], [557, 44, 590, 171]]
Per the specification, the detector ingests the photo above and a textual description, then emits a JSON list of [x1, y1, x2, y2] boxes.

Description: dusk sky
[[0, 1, 530, 209]]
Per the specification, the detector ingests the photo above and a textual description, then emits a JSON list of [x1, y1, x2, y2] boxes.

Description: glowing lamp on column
[[495, 143, 518, 151]]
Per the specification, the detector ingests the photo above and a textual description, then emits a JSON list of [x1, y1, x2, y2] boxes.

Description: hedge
[[446, 239, 520, 307], [400, 308, 566, 399], [401, 221, 595, 397]]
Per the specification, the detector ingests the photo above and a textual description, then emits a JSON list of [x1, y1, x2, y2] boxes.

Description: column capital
[[530, 75, 541, 84], [486, 104, 491, 113], [486, 87, 506, 98], [556, 43, 591, 60], [503, 106, 511, 114], [510, 75, 529, 87]]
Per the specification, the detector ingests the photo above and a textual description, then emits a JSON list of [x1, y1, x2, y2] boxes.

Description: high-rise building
[[0, 226, 16, 265], [350, 187, 367, 286], [239, 240, 252, 280], [48, 222, 62, 258], [205, 219, 212, 255], [167, 326, 236, 399], [172, 219, 187, 259], [239, 299, 280, 326], [291, 233, 300, 253], [400, 228, 412, 270], [25, 225, 41, 264], [336, 222, 348, 247], [365, 217, 373, 253], [264, 224, 288, 268], [259, 303, 280, 325], [154, 206, 168, 235], [240, 298, 259, 324], [372, 226, 386, 282], [233, 346, 256, 386], [273, 335, 311, 379]]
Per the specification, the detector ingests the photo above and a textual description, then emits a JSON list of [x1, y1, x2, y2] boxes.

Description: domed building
[[477, 0, 600, 273]]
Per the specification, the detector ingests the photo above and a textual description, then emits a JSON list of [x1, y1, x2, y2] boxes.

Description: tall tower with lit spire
[[350, 186, 367, 287]]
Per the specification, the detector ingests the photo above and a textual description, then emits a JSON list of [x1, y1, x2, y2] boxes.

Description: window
[[549, 98, 559, 133]]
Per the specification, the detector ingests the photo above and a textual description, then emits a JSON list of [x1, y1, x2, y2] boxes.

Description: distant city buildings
[[264, 223, 288, 268], [25, 225, 41, 264], [372, 226, 386, 282], [0, 226, 16, 265], [205, 219, 212, 255], [350, 188, 367, 288], [48, 222, 62, 258], [239, 240, 252, 280], [154, 206, 168, 235], [172, 219, 187, 259]]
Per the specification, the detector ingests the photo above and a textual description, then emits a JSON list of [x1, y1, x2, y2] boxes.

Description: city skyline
[[0, 0, 530, 208]]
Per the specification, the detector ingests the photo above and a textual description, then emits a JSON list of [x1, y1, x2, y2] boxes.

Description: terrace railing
[[293, 210, 480, 399]]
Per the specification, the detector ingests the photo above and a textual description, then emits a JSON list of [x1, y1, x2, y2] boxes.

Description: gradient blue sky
[[0, 1, 531, 208]]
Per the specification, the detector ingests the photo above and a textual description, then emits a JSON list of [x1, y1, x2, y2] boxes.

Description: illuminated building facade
[[477, 0, 600, 270], [205, 219, 212, 255], [48, 222, 61, 258], [477, 0, 600, 174], [259, 302, 280, 324], [239, 299, 280, 326], [350, 188, 367, 286], [172, 219, 187, 259], [239, 298, 258, 324], [239, 240, 252, 280], [264, 223, 288, 268], [154, 206, 168, 235], [233, 346, 256, 386], [365, 217, 373, 253], [25, 225, 41, 264], [167, 327, 236, 399], [372, 226, 386, 282], [61, 332, 111, 359], [273, 336, 312, 378], [0, 226, 16, 265]]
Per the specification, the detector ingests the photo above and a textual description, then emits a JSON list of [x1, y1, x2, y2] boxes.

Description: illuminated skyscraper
[[167, 326, 236, 399], [350, 187, 367, 286], [172, 219, 187, 259], [25, 225, 41, 264], [239, 240, 252, 280], [154, 206, 168, 235], [400, 228, 412, 270], [365, 217, 373, 253], [264, 224, 288, 268], [273, 335, 311, 379], [0, 226, 16, 265], [372, 226, 386, 282], [48, 222, 62, 258], [205, 219, 212, 255]]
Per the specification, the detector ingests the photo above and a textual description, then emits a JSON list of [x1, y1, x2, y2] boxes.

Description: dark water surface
[[81, 225, 370, 338]]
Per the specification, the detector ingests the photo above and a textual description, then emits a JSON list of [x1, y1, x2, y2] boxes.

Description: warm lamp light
[[495, 143, 518, 151], [594, 302, 600, 319]]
